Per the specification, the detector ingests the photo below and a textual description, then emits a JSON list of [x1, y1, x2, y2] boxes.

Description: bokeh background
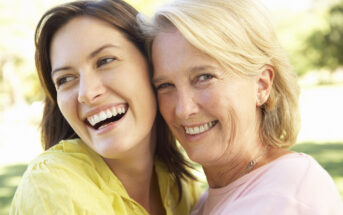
[[1, 0, 343, 214]]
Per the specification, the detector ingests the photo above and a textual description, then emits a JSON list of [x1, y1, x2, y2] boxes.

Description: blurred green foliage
[[281, 0, 343, 76], [303, 1, 343, 72], [0, 164, 27, 215]]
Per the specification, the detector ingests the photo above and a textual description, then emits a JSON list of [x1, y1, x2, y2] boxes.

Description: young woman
[[10, 0, 200, 214], [140, 0, 343, 214]]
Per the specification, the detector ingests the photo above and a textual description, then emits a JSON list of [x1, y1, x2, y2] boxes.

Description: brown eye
[[56, 76, 76, 87], [198, 74, 214, 82], [155, 82, 173, 91], [96, 57, 116, 67]]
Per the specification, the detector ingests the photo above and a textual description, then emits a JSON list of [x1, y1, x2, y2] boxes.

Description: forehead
[[49, 16, 136, 70], [50, 16, 128, 55], [152, 29, 190, 58], [152, 29, 219, 74]]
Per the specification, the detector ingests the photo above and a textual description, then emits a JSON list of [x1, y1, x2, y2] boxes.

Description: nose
[[175, 89, 199, 119], [78, 71, 106, 104]]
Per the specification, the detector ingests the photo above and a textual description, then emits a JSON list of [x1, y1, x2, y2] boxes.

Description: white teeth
[[204, 123, 209, 130], [184, 121, 216, 135], [87, 106, 127, 127], [111, 107, 117, 116], [106, 109, 112, 118], [93, 115, 100, 125], [89, 118, 95, 126], [99, 111, 107, 121], [118, 107, 125, 114], [199, 125, 204, 133], [189, 127, 194, 134]]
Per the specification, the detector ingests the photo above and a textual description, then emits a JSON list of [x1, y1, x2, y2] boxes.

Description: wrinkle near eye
[[198, 74, 214, 81]]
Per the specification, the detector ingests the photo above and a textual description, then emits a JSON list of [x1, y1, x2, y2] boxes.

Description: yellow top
[[10, 139, 201, 215]]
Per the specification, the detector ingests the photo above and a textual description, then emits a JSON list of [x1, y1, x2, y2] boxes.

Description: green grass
[[0, 142, 342, 215], [0, 164, 27, 215]]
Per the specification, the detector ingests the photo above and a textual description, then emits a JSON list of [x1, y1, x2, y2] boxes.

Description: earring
[[257, 98, 262, 105]]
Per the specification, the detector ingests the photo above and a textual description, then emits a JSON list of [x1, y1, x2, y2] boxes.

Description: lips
[[85, 105, 128, 130], [183, 120, 218, 135]]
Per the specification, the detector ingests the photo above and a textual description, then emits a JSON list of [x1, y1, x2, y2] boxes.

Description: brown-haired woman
[[10, 0, 200, 214]]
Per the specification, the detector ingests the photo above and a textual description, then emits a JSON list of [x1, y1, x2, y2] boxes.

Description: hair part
[[139, 0, 301, 148], [35, 0, 195, 201]]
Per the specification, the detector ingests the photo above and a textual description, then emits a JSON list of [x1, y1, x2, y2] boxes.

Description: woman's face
[[50, 16, 156, 159], [152, 30, 260, 165]]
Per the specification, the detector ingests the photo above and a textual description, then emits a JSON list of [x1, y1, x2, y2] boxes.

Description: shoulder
[[19, 138, 108, 187], [26, 139, 102, 175], [10, 139, 113, 214], [261, 153, 336, 191], [191, 153, 343, 215], [243, 152, 343, 214]]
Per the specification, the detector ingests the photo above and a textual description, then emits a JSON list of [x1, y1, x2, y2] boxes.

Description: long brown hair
[[35, 0, 195, 200]]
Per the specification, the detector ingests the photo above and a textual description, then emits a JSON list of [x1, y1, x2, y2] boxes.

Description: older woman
[[140, 0, 343, 214], [10, 0, 200, 214]]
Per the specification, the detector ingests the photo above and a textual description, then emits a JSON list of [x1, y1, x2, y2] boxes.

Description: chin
[[184, 147, 205, 164]]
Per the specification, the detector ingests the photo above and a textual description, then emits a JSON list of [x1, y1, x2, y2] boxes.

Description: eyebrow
[[88, 44, 118, 59], [51, 66, 72, 76], [190, 65, 217, 73], [51, 44, 119, 76], [153, 65, 217, 85]]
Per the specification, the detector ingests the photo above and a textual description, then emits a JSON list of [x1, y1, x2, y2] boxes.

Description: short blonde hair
[[139, 0, 301, 148]]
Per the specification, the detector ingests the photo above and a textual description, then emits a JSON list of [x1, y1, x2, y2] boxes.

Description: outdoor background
[[1, 0, 343, 214]]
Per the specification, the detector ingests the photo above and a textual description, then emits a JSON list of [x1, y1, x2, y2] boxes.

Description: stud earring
[[257, 98, 262, 105]]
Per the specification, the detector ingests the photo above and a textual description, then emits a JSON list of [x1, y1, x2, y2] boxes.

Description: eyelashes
[[155, 82, 174, 91], [198, 74, 214, 82], [96, 57, 116, 68], [55, 75, 76, 87]]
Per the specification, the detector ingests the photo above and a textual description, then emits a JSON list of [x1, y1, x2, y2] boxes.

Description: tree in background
[[304, 0, 343, 72]]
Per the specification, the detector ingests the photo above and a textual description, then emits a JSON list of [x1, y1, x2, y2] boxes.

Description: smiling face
[[152, 30, 261, 165], [50, 16, 156, 159]]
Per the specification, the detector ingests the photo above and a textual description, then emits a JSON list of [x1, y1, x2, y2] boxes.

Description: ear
[[256, 65, 274, 107]]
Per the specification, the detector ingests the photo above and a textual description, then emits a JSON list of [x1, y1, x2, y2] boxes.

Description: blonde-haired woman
[[140, 0, 343, 214]]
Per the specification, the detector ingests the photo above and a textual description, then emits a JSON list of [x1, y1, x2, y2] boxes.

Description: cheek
[[139, 89, 157, 122], [57, 92, 77, 123], [199, 88, 223, 110], [57, 95, 67, 116], [157, 94, 173, 122]]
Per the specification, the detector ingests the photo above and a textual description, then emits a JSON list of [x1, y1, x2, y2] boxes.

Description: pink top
[[192, 153, 343, 215]]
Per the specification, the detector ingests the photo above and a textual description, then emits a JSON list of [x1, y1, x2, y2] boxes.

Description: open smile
[[183, 120, 218, 135], [85, 105, 128, 130]]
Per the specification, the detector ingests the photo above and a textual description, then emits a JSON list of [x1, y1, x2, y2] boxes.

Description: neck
[[203, 138, 269, 188], [203, 142, 290, 188], [104, 128, 164, 214]]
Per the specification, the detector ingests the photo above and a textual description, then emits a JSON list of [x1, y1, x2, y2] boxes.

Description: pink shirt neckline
[[207, 152, 304, 196]]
